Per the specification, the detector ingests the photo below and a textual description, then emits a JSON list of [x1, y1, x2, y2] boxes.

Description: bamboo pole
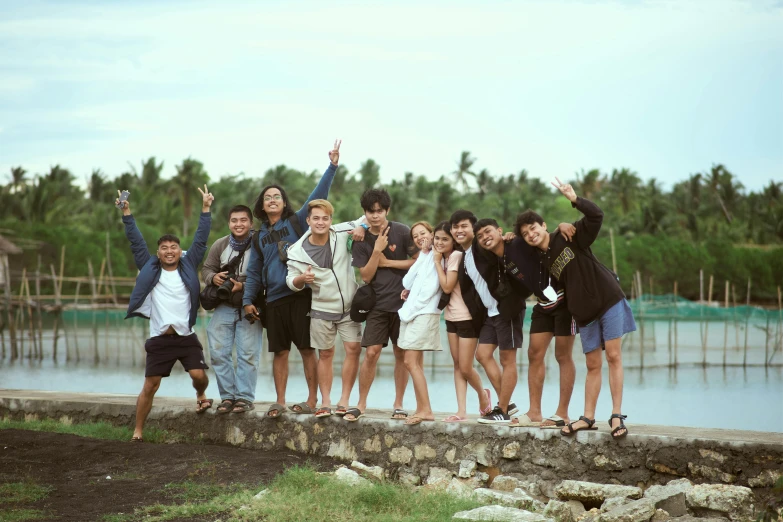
[[772, 286, 782, 365], [50, 264, 62, 360], [23, 271, 36, 358], [732, 285, 740, 351], [636, 270, 644, 369], [609, 228, 617, 275], [35, 256, 43, 357], [723, 280, 729, 367], [3, 256, 17, 358], [72, 280, 81, 362], [743, 278, 751, 367], [703, 275, 713, 367], [96, 258, 106, 300], [105, 232, 118, 305], [58, 246, 69, 358], [58, 245, 65, 299], [673, 281, 679, 367], [87, 260, 97, 300]]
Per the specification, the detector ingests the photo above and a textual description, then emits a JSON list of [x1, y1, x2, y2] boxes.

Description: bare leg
[[553, 335, 576, 422], [299, 347, 318, 409], [392, 344, 408, 412], [605, 337, 626, 436], [458, 337, 489, 412], [498, 349, 518, 413], [525, 332, 553, 422], [447, 332, 468, 418], [356, 344, 382, 414], [317, 347, 335, 407], [337, 341, 361, 408], [403, 350, 434, 420], [476, 343, 501, 398], [189, 369, 209, 399], [133, 376, 161, 439], [272, 350, 289, 407]]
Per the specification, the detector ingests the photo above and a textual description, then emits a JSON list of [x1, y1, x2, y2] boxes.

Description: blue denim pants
[[206, 303, 264, 401]]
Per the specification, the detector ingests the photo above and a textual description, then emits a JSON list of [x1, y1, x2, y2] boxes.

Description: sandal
[[267, 403, 284, 419], [405, 416, 433, 426], [444, 414, 467, 422], [344, 407, 363, 422], [560, 416, 597, 436], [130, 436, 143, 443], [479, 389, 492, 416], [216, 399, 235, 414], [289, 402, 314, 414], [540, 414, 568, 429], [609, 413, 628, 439], [232, 399, 255, 413], [315, 407, 332, 418], [334, 405, 348, 416], [391, 409, 408, 420], [196, 398, 214, 414]]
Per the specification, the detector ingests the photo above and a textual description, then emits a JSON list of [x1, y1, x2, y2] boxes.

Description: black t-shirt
[[351, 222, 418, 312], [502, 238, 565, 314]]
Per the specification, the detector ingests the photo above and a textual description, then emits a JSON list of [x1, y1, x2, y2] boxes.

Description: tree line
[[1, 153, 781, 302]]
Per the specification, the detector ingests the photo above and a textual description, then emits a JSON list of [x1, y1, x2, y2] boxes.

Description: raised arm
[[295, 140, 341, 223], [116, 189, 151, 270], [181, 185, 214, 269], [552, 177, 603, 249]]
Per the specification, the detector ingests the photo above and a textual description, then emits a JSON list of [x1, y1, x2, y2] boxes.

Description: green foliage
[[0, 508, 51, 522], [0, 482, 53, 504], [0, 417, 171, 443], [2, 156, 782, 302]]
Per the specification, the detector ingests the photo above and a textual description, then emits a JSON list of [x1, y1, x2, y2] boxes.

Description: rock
[[595, 498, 655, 522], [492, 475, 523, 492], [504, 441, 522, 459], [601, 497, 631, 512], [350, 461, 384, 481], [473, 488, 545, 511], [415, 444, 437, 460], [452, 505, 552, 521], [426, 467, 454, 488], [459, 459, 477, 478], [555, 481, 642, 505], [518, 479, 543, 497], [398, 469, 420, 487], [447, 477, 476, 498], [685, 484, 754, 522], [475, 471, 490, 484], [644, 478, 693, 499], [578, 508, 601, 521], [389, 446, 413, 464], [253, 488, 270, 500], [649, 509, 668, 522], [748, 469, 783, 488], [643, 480, 691, 518], [334, 467, 370, 486], [544, 499, 586, 522], [671, 517, 729, 522], [688, 463, 737, 484]]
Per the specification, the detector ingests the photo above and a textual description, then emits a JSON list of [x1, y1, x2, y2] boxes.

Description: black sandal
[[560, 415, 597, 436], [216, 399, 235, 414], [232, 399, 255, 413], [609, 413, 628, 439]]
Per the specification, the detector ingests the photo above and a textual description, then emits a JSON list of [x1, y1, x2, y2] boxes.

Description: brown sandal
[[196, 398, 214, 414]]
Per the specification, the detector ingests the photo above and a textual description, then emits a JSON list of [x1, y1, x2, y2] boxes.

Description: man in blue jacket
[[119, 185, 214, 442], [243, 140, 347, 418]]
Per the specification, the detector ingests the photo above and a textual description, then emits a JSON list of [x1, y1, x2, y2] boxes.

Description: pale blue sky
[[0, 0, 781, 191]]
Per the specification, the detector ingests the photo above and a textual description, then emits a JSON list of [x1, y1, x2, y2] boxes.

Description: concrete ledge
[[2, 390, 782, 490]]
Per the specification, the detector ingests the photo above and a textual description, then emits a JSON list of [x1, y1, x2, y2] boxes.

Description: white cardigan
[[398, 249, 442, 322]]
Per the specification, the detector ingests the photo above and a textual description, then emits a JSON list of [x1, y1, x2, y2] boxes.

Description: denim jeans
[[206, 303, 264, 401]]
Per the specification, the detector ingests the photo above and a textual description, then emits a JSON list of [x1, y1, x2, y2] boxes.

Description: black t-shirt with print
[[351, 222, 418, 313]]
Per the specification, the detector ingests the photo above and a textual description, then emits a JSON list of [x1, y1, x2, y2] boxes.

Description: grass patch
[[0, 417, 171, 443], [0, 508, 51, 522], [163, 480, 257, 502], [0, 482, 53, 504]]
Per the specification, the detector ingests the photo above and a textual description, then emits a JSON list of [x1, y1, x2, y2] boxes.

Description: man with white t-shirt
[[118, 185, 215, 442]]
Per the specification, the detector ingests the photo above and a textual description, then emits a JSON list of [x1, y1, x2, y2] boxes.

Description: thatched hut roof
[[0, 234, 22, 255]]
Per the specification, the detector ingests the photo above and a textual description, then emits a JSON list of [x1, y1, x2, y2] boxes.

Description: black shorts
[[478, 313, 523, 350], [266, 292, 312, 352], [361, 309, 400, 348], [530, 304, 577, 337], [445, 319, 477, 339], [145, 333, 209, 378]]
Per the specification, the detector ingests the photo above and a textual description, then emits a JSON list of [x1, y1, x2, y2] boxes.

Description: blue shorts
[[579, 299, 636, 354]]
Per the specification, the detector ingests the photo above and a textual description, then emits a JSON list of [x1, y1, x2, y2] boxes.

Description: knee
[[274, 351, 289, 362], [458, 360, 474, 378], [528, 347, 545, 364], [365, 347, 382, 364], [403, 357, 417, 372], [142, 380, 160, 395], [586, 355, 603, 372], [554, 350, 573, 365], [475, 351, 492, 365], [605, 349, 622, 367], [499, 352, 518, 368], [319, 349, 335, 362], [344, 344, 361, 358]]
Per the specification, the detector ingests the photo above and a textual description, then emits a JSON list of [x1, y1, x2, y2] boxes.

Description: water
[[1, 310, 782, 433]]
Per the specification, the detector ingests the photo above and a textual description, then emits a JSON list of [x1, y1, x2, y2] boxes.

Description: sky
[[0, 0, 781, 192]]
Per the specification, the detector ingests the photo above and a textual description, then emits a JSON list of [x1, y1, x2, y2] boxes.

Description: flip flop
[[130, 436, 143, 443], [334, 405, 348, 416], [196, 398, 213, 414], [510, 413, 541, 427], [540, 414, 567, 429], [443, 415, 468, 422], [267, 403, 285, 419], [344, 408, 363, 422], [289, 402, 314, 414], [315, 407, 332, 418], [391, 409, 408, 420], [405, 416, 434, 426]]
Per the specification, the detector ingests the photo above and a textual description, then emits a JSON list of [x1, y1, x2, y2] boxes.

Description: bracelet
[[360, 223, 369, 230]]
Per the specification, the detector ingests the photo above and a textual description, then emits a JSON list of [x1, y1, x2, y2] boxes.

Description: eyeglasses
[[263, 195, 283, 202]]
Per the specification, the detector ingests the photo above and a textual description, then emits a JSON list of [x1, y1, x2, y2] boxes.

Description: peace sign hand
[[329, 139, 342, 166], [197, 184, 215, 211], [551, 177, 577, 203]]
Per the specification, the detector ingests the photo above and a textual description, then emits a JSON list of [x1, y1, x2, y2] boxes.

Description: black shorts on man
[[361, 310, 400, 348], [145, 333, 209, 377], [529, 304, 577, 337], [478, 313, 523, 350], [266, 291, 312, 353]]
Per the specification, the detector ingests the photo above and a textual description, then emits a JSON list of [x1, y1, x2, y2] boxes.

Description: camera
[[216, 271, 236, 300]]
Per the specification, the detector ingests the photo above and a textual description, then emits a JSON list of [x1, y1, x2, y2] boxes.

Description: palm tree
[[9, 166, 27, 193], [452, 151, 476, 192], [706, 164, 739, 224], [574, 169, 604, 200], [358, 159, 380, 190], [476, 169, 490, 200], [172, 158, 209, 237], [609, 168, 641, 215], [88, 169, 110, 201]]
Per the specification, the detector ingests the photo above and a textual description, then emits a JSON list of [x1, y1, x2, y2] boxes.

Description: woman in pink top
[[432, 221, 492, 422]]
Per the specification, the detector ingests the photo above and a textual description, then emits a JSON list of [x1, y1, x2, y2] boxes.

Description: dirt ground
[[0, 429, 340, 521]]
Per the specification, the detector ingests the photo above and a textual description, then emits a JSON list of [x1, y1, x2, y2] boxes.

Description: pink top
[[443, 251, 472, 322]]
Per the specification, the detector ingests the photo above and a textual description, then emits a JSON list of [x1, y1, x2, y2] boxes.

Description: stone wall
[[1, 393, 781, 493]]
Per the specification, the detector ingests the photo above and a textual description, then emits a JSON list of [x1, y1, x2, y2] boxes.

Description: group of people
[[118, 140, 636, 443]]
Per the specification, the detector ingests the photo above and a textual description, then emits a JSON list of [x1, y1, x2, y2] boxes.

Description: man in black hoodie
[[517, 178, 636, 440]]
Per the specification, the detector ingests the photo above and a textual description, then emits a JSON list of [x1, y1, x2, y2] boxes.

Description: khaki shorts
[[398, 314, 443, 351], [310, 315, 363, 350]]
